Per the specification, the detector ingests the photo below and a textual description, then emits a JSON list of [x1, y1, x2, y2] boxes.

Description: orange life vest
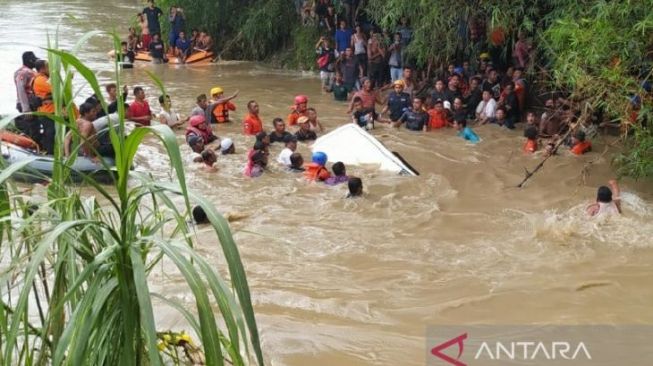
[[304, 163, 330, 181], [287, 110, 307, 126], [523, 139, 537, 153], [243, 113, 263, 135], [211, 101, 236, 123], [428, 109, 448, 129], [571, 141, 592, 155], [33, 74, 55, 113]]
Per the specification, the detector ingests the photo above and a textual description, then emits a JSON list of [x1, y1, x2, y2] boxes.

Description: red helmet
[[189, 114, 206, 127], [294, 95, 308, 104]]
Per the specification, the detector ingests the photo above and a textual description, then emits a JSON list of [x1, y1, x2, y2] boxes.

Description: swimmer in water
[[347, 177, 363, 198], [587, 180, 621, 216], [200, 148, 218, 172], [192, 205, 209, 224]]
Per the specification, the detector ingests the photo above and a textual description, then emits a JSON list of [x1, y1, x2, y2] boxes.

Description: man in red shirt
[[128, 86, 152, 126], [243, 100, 263, 135]]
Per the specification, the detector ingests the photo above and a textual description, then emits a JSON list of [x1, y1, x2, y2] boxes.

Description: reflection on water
[[2, 1, 653, 365]]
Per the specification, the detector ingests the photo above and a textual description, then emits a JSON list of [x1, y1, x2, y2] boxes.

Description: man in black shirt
[[500, 81, 521, 126], [337, 47, 362, 91], [295, 116, 317, 141], [143, 0, 163, 35], [482, 68, 501, 99], [269, 118, 292, 143], [444, 76, 462, 104], [430, 79, 448, 103], [465, 76, 482, 119], [395, 97, 428, 132], [148, 33, 165, 63]]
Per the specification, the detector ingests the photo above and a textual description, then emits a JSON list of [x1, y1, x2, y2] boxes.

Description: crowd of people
[[10, 49, 364, 197], [121, 0, 213, 64], [9, 2, 634, 211], [306, 4, 605, 156]]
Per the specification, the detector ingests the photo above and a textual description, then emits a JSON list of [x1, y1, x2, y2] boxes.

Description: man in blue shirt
[[453, 116, 480, 143], [395, 97, 428, 132], [335, 20, 353, 54], [143, 0, 163, 36], [382, 79, 410, 123], [175, 31, 192, 63], [168, 7, 185, 55]]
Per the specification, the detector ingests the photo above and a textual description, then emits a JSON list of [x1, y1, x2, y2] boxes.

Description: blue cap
[[312, 151, 328, 166]]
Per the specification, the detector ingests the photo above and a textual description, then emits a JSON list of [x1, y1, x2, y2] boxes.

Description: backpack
[[317, 53, 330, 69]]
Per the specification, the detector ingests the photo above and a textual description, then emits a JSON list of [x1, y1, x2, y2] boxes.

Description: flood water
[[2, 1, 653, 365]]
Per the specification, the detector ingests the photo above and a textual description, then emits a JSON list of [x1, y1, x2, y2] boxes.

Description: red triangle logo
[[431, 333, 468, 366]]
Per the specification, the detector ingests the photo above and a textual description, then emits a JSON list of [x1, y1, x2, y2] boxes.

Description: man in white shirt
[[277, 134, 297, 166], [476, 90, 497, 124], [158, 94, 185, 128]]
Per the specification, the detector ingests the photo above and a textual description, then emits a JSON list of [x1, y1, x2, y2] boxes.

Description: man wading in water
[[587, 180, 622, 217]]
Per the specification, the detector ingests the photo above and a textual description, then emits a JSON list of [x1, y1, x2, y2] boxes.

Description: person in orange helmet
[[288, 94, 309, 126]]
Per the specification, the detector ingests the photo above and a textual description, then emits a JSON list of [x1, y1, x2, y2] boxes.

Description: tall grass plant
[[0, 32, 264, 366]]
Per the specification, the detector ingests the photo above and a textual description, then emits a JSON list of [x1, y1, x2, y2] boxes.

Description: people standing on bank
[[367, 28, 386, 88], [351, 24, 367, 76], [335, 20, 353, 55], [336, 47, 363, 92], [387, 33, 403, 82], [316, 36, 336, 92]]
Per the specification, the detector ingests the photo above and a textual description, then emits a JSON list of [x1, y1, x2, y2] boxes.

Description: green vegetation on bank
[[0, 33, 264, 365]]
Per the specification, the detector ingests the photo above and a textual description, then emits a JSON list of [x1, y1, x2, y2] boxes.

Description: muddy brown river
[[2, 1, 653, 365]]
